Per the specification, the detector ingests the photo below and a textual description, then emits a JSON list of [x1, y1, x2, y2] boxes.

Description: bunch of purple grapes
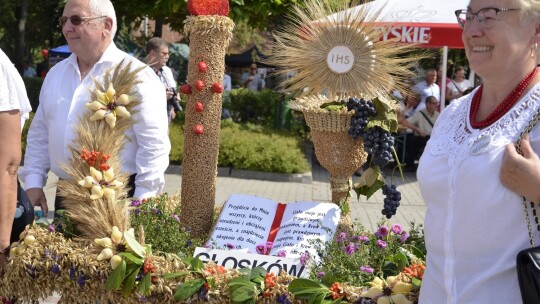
[[381, 184, 401, 219], [346, 97, 377, 139], [362, 126, 395, 167]]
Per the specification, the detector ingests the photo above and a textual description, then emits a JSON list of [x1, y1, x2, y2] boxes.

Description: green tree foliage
[[0, 0, 64, 70]]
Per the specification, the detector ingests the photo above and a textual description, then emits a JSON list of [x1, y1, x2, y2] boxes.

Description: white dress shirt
[[21, 43, 171, 199], [417, 84, 540, 303], [413, 80, 440, 105], [0, 49, 32, 127], [223, 74, 232, 92]]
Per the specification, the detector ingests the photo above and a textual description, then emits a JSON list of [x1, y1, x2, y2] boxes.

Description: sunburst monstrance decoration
[[268, 0, 417, 100]]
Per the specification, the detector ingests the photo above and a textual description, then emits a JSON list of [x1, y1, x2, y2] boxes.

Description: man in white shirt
[[20, 0, 171, 216], [23, 60, 37, 78], [400, 96, 440, 171], [413, 68, 440, 106], [241, 63, 265, 91], [146, 37, 182, 123], [223, 73, 232, 92]]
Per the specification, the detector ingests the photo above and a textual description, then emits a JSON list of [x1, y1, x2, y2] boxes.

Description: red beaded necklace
[[470, 67, 538, 129]]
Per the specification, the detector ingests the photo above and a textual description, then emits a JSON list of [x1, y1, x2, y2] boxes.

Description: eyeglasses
[[455, 7, 520, 29], [59, 15, 106, 27]]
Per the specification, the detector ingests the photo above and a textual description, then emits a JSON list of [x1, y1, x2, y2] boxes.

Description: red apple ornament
[[193, 124, 204, 135], [211, 82, 224, 94], [198, 61, 208, 73], [194, 80, 205, 91], [180, 84, 192, 94], [195, 102, 204, 112], [187, 0, 229, 16]]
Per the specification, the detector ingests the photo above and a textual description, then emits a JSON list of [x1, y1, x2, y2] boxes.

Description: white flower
[[86, 84, 132, 128], [78, 167, 123, 201]]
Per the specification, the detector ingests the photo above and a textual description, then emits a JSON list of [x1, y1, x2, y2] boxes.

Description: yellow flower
[[77, 167, 123, 201], [361, 276, 413, 304], [86, 83, 133, 128]]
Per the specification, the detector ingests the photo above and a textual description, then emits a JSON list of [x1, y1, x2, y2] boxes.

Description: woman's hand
[[500, 134, 540, 204]]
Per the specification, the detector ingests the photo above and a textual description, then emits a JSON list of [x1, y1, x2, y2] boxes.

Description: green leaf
[[190, 257, 204, 272], [320, 274, 337, 287], [230, 283, 257, 303], [404, 244, 426, 260], [105, 259, 126, 291], [412, 277, 422, 290], [174, 278, 206, 301], [163, 271, 190, 280], [123, 231, 146, 258], [121, 267, 139, 297], [366, 97, 399, 133], [392, 251, 409, 271], [118, 252, 143, 265], [138, 273, 152, 295], [382, 261, 398, 277], [288, 279, 330, 300], [353, 167, 385, 199], [249, 267, 266, 281]]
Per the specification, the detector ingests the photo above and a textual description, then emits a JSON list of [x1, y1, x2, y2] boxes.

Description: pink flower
[[277, 250, 287, 257], [400, 232, 410, 243], [376, 226, 389, 238], [391, 224, 403, 235], [256, 244, 267, 254], [360, 266, 374, 273], [376, 239, 387, 249], [300, 251, 310, 266], [343, 243, 357, 255], [336, 232, 347, 243]]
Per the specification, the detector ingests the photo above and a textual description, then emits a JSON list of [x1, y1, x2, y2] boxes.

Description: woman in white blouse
[[446, 66, 473, 103], [418, 0, 540, 303]]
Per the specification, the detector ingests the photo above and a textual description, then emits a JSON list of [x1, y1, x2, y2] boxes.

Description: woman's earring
[[532, 42, 538, 58]]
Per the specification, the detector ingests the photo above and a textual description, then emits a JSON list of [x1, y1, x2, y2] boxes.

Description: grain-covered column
[[180, 1, 234, 236]]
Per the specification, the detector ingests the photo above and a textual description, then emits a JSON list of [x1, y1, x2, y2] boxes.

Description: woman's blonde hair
[[517, 0, 540, 19]]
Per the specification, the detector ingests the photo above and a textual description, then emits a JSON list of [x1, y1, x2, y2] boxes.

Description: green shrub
[[169, 119, 310, 174], [226, 89, 285, 127]]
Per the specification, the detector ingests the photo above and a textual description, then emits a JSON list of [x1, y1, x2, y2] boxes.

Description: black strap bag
[[10, 180, 35, 243], [516, 110, 540, 304]]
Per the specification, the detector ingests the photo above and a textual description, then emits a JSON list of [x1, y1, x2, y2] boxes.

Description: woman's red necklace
[[470, 67, 538, 129]]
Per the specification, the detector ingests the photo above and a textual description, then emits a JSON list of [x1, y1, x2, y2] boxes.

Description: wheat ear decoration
[[57, 59, 145, 239]]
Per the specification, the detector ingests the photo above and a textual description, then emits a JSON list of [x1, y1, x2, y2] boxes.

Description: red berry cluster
[[143, 258, 158, 283], [80, 149, 111, 171], [143, 259, 156, 275], [262, 272, 277, 297], [329, 282, 344, 300]]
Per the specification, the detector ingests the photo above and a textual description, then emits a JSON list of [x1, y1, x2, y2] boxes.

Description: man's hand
[[166, 88, 174, 100], [26, 188, 48, 216], [170, 109, 176, 121]]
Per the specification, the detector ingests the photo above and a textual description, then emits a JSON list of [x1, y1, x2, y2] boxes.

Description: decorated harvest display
[[268, 0, 418, 219], [179, 0, 235, 238], [0, 0, 427, 303]]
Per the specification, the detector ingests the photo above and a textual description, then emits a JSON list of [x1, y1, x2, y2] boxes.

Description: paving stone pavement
[[32, 154, 426, 304]]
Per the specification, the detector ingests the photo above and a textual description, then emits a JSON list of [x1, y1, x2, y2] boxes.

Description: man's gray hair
[[88, 0, 117, 38], [146, 37, 168, 54]]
